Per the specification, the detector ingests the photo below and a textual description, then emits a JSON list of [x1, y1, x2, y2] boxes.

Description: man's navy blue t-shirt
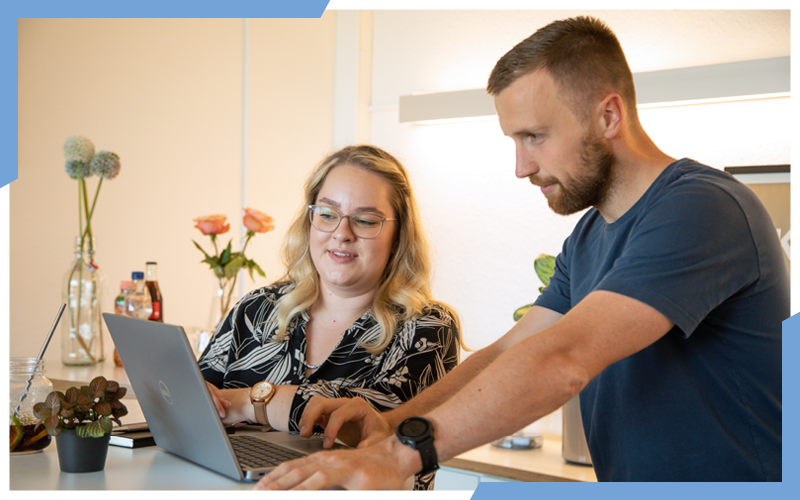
[[534, 158, 785, 481]]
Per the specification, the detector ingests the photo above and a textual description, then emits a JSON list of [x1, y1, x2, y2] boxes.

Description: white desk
[[13, 361, 596, 489], [9, 399, 256, 490]]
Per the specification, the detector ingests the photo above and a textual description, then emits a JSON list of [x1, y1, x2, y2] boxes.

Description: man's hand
[[299, 396, 393, 449], [253, 436, 420, 491]]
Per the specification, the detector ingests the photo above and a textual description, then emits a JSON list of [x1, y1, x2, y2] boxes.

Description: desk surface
[[10, 399, 258, 490], [16, 361, 596, 488]]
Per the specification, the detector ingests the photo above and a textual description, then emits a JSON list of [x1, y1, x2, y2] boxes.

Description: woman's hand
[[205, 382, 253, 424], [298, 396, 393, 449]]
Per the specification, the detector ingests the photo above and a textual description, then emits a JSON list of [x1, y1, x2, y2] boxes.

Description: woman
[[198, 145, 461, 490]]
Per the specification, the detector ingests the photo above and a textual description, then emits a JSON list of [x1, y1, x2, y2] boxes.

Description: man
[[254, 16, 785, 488]]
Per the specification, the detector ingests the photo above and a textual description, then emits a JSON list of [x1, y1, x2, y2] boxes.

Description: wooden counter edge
[[440, 457, 580, 482]]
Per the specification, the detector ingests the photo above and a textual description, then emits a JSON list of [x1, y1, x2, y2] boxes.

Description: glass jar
[[9, 357, 54, 454]]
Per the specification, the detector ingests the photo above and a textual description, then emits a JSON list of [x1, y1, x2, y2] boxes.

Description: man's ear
[[597, 93, 624, 139]]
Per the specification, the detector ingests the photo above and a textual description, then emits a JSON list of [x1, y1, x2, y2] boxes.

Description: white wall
[[14, 16, 337, 362]]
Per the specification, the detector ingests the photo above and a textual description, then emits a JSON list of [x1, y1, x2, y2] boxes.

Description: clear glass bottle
[[61, 236, 105, 365], [113, 281, 135, 367], [145, 261, 163, 322], [10, 358, 54, 454], [125, 272, 152, 320]]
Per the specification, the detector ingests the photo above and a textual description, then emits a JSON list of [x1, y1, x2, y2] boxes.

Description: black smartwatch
[[395, 416, 439, 475]]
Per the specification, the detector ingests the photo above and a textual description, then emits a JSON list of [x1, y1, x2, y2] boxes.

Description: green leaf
[[250, 261, 266, 278], [90, 376, 108, 396], [33, 402, 50, 420], [192, 240, 212, 259], [534, 254, 556, 287], [212, 265, 225, 279], [64, 387, 78, 404], [513, 304, 533, 322], [45, 392, 63, 413], [97, 417, 113, 435], [219, 241, 233, 265], [108, 386, 127, 401], [95, 401, 112, 416], [224, 256, 244, 280]]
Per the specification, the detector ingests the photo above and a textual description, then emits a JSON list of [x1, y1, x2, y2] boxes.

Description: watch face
[[400, 418, 429, 438], [251, 381, 274, 400]]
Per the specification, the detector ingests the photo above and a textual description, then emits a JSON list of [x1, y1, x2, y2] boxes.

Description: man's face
[[494, 70, 615, 215]]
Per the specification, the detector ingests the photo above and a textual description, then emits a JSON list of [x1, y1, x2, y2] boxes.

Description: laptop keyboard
[[230, 435, 306, 469]]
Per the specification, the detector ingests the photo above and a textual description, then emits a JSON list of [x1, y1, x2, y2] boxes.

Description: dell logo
[[159, 380, 173, 405]]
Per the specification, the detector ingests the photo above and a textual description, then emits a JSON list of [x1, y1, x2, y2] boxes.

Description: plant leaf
[[45, 392, 63, 413], [534, 254, 556, 287], [250, 261, 266, 278], [192, 240, 212, 259], [64, 387, 79, 404], [224, 256, 244, 280], [90, 376, 108, 396], [95, 401, 112, 416], [219, 241, 233, 265], [513, 304, 533, 322], [97, 417, 113, 435]]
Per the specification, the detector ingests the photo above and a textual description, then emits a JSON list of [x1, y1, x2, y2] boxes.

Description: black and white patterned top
[[198, 281, 460, 490]]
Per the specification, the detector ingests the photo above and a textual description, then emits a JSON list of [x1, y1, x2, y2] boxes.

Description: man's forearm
[[385, 342, 504, 427]]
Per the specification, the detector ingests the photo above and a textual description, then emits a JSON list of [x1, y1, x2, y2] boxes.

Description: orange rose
[[194, 214, 230, 235], [243, 207, 275, 234]]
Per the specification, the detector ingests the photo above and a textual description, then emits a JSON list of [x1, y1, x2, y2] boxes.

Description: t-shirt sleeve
[[594, 183, 759, 337], [286, 306, 460, 432], [534, 242, 573, 315]]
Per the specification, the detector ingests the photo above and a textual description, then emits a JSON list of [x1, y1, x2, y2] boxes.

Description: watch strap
[[250, 382, 277, 427], [252, 400, 270, 426], [415, 436, 439, 475]]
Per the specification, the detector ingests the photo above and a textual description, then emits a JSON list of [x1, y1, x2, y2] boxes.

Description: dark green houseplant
[[33, 376, 128, 473]]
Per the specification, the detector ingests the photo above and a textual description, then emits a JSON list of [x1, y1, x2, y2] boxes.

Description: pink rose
[[243, 207, 275, 234], [194, 214, 230, 235]]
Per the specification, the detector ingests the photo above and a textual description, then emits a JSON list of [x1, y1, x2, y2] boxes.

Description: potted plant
[[33, 375, 128, 473]]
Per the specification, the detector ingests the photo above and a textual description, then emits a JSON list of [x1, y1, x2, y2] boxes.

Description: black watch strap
[[396, 417, 439, 476], [414, 435, 439, 475]]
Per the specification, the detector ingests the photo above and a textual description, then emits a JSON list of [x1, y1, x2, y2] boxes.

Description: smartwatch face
[[400, 417, 429, 438]]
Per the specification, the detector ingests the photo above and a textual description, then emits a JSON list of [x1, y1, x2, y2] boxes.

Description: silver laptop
[[103, 313, 339, 481]]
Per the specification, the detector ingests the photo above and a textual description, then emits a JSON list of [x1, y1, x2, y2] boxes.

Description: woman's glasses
[[308, 205, 396, 239]]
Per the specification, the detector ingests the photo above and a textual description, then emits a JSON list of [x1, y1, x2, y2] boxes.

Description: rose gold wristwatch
[[249, 381, 276, 426]]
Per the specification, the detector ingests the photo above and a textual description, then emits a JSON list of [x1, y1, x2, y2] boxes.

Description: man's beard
[[531, 129, 616, 216]]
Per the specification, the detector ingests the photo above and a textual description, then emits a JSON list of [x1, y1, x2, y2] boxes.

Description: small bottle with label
[[145, 261, 163, 322]]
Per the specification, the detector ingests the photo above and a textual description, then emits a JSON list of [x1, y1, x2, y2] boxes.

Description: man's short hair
[[487, 16, 638, 123]]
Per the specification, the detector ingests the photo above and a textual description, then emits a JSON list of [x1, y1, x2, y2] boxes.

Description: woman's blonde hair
[[275, 145, 455, 354]]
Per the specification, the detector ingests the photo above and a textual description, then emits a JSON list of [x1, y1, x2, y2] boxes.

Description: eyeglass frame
[[307, 205, 397, 239]]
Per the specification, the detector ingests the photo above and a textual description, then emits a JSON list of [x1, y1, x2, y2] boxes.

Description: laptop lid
[[103, 313, 312, 481]]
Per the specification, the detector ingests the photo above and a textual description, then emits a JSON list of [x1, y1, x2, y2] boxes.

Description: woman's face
[[310, 164, 398, 299]]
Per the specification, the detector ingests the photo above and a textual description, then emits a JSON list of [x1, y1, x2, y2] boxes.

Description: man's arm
[[298, 304, 564, 447], [258, 290, 674, 490]]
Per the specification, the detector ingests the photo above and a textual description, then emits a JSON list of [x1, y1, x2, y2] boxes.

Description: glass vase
[[62, 236, 105, 365], [10, 357, 54, 454], [209, 277, 237, 334]]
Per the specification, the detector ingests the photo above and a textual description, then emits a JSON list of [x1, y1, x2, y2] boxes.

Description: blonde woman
[[198, 145, 460, 490]]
